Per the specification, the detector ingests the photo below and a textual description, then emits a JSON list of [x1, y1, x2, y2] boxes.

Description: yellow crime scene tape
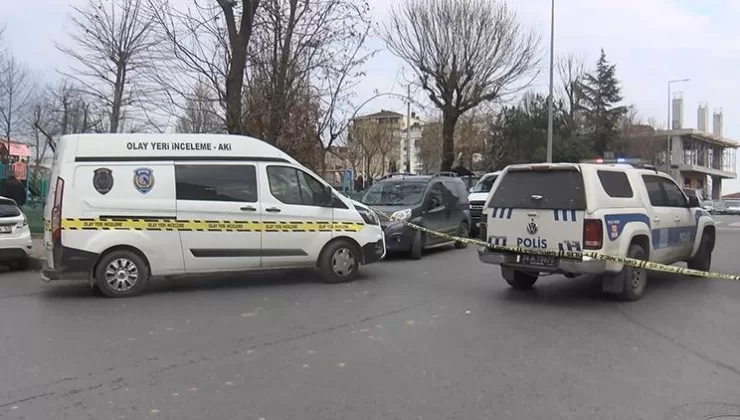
[[369, 208, 740, 282], [46, 218, 364, 232]]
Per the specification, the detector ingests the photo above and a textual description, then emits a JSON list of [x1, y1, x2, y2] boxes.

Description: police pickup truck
[[478, 161, 715, 301]]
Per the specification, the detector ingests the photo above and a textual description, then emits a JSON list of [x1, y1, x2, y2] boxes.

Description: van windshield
[[470, 175, 497, 193], [489, 169, 587, 210], [362, 181, 427, 206]]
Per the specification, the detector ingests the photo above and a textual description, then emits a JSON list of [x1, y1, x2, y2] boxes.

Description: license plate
[[518, 254, 558, 267], [0, 225, 12, 233]]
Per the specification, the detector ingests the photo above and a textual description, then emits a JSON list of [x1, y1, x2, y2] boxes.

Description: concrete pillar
[[711, 176, 722, 200], [670, 135, 684, 165]]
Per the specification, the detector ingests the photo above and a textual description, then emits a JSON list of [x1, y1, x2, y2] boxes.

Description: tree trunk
[[441, 110, 458, 171], [110, 63, 127, 133], [265, 0, 299, 146], [226, 39, 247, 135]]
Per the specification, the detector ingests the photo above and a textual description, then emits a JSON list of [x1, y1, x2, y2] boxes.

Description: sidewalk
[[29, 235, 45, 269]]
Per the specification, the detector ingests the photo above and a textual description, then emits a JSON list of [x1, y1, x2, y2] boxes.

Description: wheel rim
[[331, 248, 355, 277], [629, 266, 646, 290], [104, 258, 139, 292]]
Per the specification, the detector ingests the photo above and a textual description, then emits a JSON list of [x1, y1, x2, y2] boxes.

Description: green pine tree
[[577, 49, 627, 157]]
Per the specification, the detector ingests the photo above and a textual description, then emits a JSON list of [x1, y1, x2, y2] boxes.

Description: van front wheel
[[319, 240, 360, 284], [94, 250, 150, 298]]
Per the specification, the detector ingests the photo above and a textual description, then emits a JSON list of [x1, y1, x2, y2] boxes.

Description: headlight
[[390, 208, 412, 221], [357, 208, 379, 225]]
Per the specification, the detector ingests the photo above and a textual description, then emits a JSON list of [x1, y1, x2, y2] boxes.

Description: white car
[[724, 200, 740, 215], [467, 171, 500, 237], [478, 162, 715, 301], [0, 196, 33, 269]]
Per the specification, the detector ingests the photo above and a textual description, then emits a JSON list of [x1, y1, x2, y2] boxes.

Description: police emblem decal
[[93, 168, 114, 195], [133, 168, 154, 194]]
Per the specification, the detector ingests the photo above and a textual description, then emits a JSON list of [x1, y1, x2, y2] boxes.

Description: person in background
[[2, 173, 26, 207]]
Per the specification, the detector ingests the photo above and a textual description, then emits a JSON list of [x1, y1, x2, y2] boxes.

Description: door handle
[[265, 207, 281, 213], [240, 206, 256, 211]]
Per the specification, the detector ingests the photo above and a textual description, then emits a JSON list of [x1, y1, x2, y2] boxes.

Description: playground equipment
[[0, 141, 49, 202]]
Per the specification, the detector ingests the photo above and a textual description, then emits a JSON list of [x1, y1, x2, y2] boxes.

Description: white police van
[[42, 134, 385, 297], [478, 160, 715, 300]]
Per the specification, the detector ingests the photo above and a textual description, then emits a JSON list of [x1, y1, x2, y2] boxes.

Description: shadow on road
[[38, 268, 377, 299], [496, 269, 719, 307]]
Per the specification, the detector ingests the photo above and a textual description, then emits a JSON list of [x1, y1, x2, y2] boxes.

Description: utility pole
[[405, 84, 411, 173], [546, 0, 555, 163]]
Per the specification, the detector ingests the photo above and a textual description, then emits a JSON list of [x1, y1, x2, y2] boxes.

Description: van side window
[[175, 164, 258, 202], [267, 166, 328, 207], [427, 182, 445, 207]]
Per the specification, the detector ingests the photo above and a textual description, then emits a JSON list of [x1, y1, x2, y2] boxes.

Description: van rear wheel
[[319, 239, 360, 284], [94, 250, 150, 298]]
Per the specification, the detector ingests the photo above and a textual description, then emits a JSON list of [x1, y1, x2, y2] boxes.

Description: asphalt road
[[1, 232, 739, 420]]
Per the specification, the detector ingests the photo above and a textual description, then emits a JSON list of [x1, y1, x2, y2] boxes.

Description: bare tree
[[148, 0, 260, 134], [0, 52, 34, 142], [556, 52, 585, 132], [346, 120, 397, 179], [416, 119, 443, 173], [177, 81, 223, 133], [455, 109, 488, 170], [382, 0, 540, 171], [248, 0, 372, 148], [58, 0, 160, 133], [31, 81, 101, 153]]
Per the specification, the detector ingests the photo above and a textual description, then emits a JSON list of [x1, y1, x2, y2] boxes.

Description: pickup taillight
[[51, 177, 64, 244], [583, 219, 603, 250]]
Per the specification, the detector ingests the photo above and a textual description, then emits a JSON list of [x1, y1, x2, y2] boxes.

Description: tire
[[9, 257, 29, 271], [618, 243, 648, 301], [94, 250, 150, 298], [319, 239, 360, 284], [687, 234, 712, 273], [504, 269, 538, 290], [454, 223, 469, 249], [409, 230, 423, 260]]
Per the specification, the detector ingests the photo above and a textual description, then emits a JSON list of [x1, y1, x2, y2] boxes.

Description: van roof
[[60, 133, 296, 163]]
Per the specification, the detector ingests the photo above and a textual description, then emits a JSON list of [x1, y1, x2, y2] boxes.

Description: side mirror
[[687, 195, 700, 208]]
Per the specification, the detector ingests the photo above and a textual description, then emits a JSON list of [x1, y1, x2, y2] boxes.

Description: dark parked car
[[361, 173, 471, 259]]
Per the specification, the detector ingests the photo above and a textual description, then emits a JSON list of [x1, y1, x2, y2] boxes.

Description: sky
[[2, 0, 740, 192]]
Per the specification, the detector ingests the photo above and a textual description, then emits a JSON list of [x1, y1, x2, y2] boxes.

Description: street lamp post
[[546, 0, 555, 163], [666, 78, 689, 166]]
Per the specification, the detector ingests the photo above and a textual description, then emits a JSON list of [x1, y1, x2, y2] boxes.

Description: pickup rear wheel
[[618, 243, 648, 301], [687, 234, 712, 273], [503, 269, 538, 290]]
